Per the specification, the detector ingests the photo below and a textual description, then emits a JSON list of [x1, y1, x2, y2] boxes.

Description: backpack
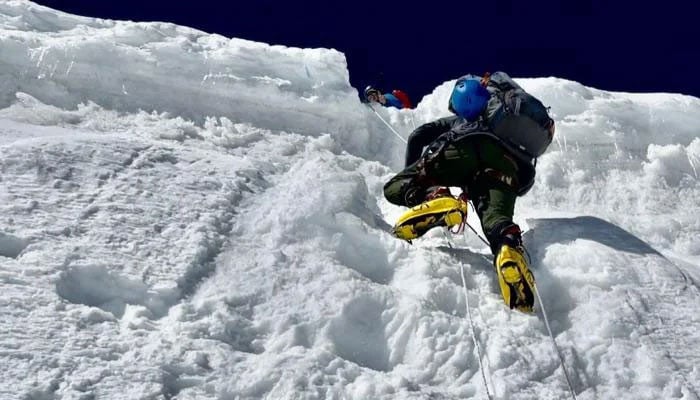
[[482, 72, 554, 158], [392, 89, 413, 109]]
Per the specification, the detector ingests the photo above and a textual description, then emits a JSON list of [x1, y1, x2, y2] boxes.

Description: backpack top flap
[[483, 72, 553, 158], [487, 71, 523, 91]]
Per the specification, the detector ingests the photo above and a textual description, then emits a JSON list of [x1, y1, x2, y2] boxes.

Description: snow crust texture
[[2, 2, 700, 400]]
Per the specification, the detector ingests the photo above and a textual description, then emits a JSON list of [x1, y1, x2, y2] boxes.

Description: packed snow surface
[[2, 2, 700, 399]]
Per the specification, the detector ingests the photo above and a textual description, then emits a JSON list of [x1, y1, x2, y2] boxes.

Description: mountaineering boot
[[392, 187, 468, 242], [494, 226, 536, 313], [424, 186, 452, 201]]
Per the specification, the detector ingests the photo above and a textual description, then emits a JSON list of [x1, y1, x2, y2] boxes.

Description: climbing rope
[[442, 231, 495, 400], [534, 284, 579, 399], [365, 103, 407, 144], [462, 201, 578, 399]]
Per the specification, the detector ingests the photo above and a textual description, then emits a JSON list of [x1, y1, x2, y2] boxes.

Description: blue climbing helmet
[[448, 75, 490, 121]]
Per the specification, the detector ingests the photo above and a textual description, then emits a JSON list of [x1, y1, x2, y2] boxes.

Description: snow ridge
[[2, 2, 700, 400]]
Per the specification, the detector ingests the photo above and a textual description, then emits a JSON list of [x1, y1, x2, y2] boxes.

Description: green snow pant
[[384, 137, 520, 254]]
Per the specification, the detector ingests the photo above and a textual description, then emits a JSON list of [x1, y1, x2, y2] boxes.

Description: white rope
[[687, 152, 699, 179], [466, 200, 491, 248], [442, 232, 495, 400], [533, 283, 578, 400], [465, 220, 491, 248], [461, 201, 577, 398], [365, 103, 407, 144]]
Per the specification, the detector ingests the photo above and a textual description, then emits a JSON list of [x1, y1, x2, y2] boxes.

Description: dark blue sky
[[36, 0, 700, 102]]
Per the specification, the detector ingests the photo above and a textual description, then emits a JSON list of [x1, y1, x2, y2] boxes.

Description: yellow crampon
[[495, 244, 536, 313], [392, 197, 468, 242]]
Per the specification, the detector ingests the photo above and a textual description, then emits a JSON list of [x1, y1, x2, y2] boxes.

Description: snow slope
[[2, 2, 700, 399]]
